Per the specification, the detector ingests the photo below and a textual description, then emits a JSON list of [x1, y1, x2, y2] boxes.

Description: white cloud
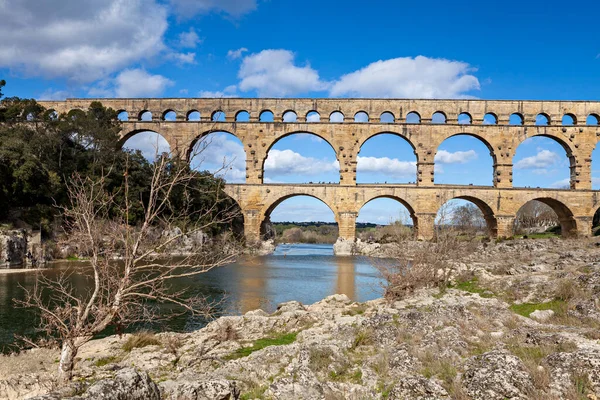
[[90, 69, 174, 98], [168, 52, 196, 65], [238, 50, 329, 96], [123, 131, 171, 161], [199, 85, 238, 98], [357, 156, 416, 177], [191, 132, 246, 182], [227, 47, 248, 60], [264, 149, 339, 176], [39, 88, 71, 100], [550, 178, 570, 188], [0, 0, 168, 83], [434, 150, 478, 164], [329, 56, 480, 98], [514, 150, 560, 169], [169, 0, 257, 18], [178, 29, 201, 48]]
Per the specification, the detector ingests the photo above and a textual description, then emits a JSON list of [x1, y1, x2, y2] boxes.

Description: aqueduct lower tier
[[224, 184, 600, 243]]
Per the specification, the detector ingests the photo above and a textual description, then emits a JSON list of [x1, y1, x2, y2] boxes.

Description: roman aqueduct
[[38, 98, 600, 244]]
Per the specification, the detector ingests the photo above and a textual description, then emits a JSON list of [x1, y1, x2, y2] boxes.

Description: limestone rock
[[529, 309, 555, 322], [462, 350, 535, 399]]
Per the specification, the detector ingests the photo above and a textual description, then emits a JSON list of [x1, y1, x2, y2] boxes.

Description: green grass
[[94, 355, 119, 367], [450, 277, 494, 298], [509, 299, 567, 318], [225, 332, 297, 360]]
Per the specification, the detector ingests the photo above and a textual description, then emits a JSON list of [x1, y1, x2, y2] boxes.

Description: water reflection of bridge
[[235, 253, 358, 314]]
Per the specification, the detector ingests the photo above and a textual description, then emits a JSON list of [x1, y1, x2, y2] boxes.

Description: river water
[[0, 244, 384, 352]]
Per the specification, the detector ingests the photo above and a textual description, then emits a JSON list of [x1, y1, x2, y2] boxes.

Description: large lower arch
[[357, 195, 417, 239], [515, 197, 577, 237], [436, 196, 498, 237], [259, 194, 339, 241], [513, 133, 576, 189], [434, 133, 496, 186], [356, 131, 417, 153], [262, 131, 340, 184]]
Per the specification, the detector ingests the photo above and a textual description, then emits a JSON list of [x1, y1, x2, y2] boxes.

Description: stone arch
[[260, 193, 339, 240], [536, 113, 550, 126], [261, 131, 339, 183], [562, 113, 576, 126], [510, 113, 524, 125], [515, 197, 577, 237], [186, 129, 245, 163], [235, 110, 250, 122], [212, 110, 226, 122], [357, 131, 417, 153], [187, 110, 200, 121], [433, 132, 497, 185], [438, 195, 498, 237], [330, 111, 344, 123], [118, 129, 172, 160], [354, 111, 369, 123], [483, 113, 498, 125], [406, 111, 421, 124], [260, 110, 274, 122], [432, 111, 447, 124], [162, 109, 176, 121], [138, 110, 152, 121], [380, 111, 395, 123], [358, 195, 417, 235], [283, 110, 297, 122], [307, 110, 320, 122], [458, 112, 472, 124], [513, 133, 576, 189], [587, 114, 600, 126], [117, 110, 129, 121]]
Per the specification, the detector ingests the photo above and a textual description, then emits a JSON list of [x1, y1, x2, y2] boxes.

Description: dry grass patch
[[122, 331, 161, 352]]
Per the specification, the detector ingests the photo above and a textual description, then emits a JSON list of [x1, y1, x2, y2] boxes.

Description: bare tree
[[16, 153, 241, 382], [514, 200, 559, 233], [377, 203, 477, 300]]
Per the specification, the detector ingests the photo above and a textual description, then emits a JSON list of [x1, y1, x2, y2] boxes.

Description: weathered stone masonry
[[38, 98, 600, 243]]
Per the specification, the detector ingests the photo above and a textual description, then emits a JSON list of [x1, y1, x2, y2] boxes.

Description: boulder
[[529, 309, 555, 322], [462, 350, 535, 400]]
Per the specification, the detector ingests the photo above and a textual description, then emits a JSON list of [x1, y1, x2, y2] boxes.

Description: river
[[0, 243, 384, 352]]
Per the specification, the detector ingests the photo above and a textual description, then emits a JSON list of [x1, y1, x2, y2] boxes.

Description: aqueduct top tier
[[38, 97, 600, 190]]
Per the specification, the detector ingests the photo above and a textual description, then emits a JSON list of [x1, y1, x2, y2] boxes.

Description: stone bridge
[[38, 98, 600, 243]]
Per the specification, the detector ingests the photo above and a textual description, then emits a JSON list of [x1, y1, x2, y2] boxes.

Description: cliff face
[[2, 238, 600, 399]]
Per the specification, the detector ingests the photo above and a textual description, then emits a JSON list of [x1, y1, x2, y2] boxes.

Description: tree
[[17, 153, 241, 382], [514, 200, 559, 233], [0, 79, 5, 98], [451, 203, 486, 235]]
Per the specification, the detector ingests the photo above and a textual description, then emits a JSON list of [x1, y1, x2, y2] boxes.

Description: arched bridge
[[38, 98, 600, 243]]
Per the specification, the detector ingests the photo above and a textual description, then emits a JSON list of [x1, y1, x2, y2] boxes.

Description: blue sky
[[1, 0, 599, 224]]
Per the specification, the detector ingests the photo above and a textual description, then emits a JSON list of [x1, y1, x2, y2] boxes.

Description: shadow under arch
[[261, 131, 339, 183], [260, 193, 339, 240], [513, 133, 576, 189], [439, 195, 498, 237], [358, 195, 418, 237], [517, 197, 577, 237]]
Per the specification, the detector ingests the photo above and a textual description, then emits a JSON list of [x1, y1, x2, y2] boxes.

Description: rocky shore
[[2, 238, 600, 399]]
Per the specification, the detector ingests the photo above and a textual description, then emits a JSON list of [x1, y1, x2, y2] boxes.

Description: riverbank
[[2, 238, 600, 399]]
